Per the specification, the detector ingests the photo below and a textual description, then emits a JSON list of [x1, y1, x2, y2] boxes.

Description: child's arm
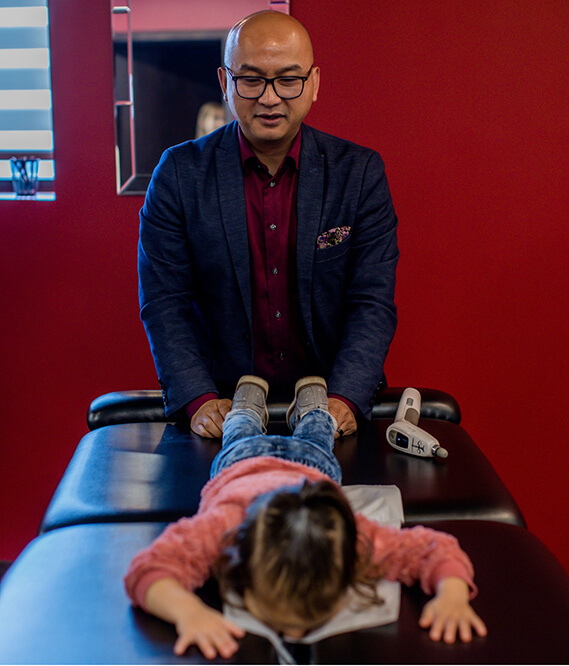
[[125, 506, 244, 608], [418, 576, 487, 643], [145, 577, 245, 659], [356, 517, 487, 643]]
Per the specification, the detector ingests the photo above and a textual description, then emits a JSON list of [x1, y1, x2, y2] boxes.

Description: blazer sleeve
[[138, 147, 218, 417]]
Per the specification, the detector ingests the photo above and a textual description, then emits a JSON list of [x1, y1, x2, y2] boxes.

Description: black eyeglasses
[[225, 65, 314, 100]]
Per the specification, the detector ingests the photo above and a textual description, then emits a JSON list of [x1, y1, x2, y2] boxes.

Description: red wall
[[1, 0, 568, 577], [0, 0, 152, 559], [293, 0, 569, 568]]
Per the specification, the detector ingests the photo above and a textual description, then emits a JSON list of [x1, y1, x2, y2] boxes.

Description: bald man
[[138, 10, 399, 439]]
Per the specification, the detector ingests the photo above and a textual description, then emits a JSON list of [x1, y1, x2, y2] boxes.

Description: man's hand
[[328, 398, 357, 439], [419, 577, 488, 644], [190, 399, 232, 438], [145, 578, 245, 659]]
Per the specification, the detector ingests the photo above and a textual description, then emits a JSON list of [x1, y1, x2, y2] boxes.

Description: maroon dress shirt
[[239, 127, 313, 387]]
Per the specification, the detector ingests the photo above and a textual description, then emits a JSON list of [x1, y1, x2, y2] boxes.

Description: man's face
[[218, 20, 319, 151]]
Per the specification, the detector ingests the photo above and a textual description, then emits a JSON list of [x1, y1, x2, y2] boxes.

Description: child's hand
[[173, 603, 245, 659], [144, 578, 245, 659], [419, 577, 487, 644]]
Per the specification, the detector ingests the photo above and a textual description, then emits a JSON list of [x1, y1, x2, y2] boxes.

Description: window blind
[[0, 0, 55, 196]]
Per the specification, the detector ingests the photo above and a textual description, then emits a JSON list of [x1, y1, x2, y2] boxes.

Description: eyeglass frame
[[224, 65, 314, 100]]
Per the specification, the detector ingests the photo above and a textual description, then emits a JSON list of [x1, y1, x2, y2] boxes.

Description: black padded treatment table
[[4, 387, 567, 664], [0, 520, 568, 663], [40, 388, 525, 533], [39, 417, 525, 534]]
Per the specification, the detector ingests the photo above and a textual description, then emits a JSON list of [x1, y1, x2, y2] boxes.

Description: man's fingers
[[333, 417, 357, 439], [206, 408, 225, 433], [202, 420, 224, 438], [191, 399, 232, 438], [333, 420, 356, 439], [328, 398, 357, 439], [218, 399, 232, 418], [191, 417, 221, 438]]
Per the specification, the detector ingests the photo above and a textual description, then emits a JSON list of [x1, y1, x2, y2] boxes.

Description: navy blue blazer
[[139, 121, 398, 418]]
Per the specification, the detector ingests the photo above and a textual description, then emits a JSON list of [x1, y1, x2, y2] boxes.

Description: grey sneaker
[[286, 377, 329, 430], [231, 375, 269, 428]]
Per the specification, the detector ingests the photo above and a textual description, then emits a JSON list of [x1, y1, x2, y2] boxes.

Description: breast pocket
[[314, 226, 352, 264], [314, 240, 351, 264]]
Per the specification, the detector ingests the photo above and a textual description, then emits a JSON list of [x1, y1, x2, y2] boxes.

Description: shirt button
[[269, 224, 277, 231], [269, 181, 276, 187], [275, 311, 281, 318], [272, 267, 278, 275]]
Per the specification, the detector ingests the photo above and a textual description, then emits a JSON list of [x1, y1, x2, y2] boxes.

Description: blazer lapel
[[215, 127, 252, 324], [296, 126, 324, 342]]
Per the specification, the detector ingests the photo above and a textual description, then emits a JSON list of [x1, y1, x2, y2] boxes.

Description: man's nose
[[258, 80, 281, 104]]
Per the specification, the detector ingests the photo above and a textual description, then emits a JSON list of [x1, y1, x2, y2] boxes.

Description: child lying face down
[[124, 376, 487, 659]]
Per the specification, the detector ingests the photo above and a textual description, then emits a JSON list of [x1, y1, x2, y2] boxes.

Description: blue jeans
[[210, 408, 342, 484]]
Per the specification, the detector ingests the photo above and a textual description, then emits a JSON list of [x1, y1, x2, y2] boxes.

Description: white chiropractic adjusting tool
[[394, 387, 421, 425], [386, 388, 449, 459]]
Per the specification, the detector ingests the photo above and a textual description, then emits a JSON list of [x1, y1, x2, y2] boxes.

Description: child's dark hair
[[216, 480, 379, 622]]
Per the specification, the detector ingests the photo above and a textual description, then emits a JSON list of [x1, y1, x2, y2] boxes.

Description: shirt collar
[[238, 125, 302, 171]]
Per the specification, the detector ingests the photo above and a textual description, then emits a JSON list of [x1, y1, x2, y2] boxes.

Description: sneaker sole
[[286, 376, 328, 429], [235, 375, 269, 425]]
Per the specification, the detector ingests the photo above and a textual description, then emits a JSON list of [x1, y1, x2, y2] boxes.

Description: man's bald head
[[224, 10, 314, 69]]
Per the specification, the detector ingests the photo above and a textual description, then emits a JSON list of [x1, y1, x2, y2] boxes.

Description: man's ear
[[218, 67, 228, 101], [311, 66, 321, 103]]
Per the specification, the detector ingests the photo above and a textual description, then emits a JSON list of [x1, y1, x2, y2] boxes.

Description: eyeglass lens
[[236, 76, 305, 99]]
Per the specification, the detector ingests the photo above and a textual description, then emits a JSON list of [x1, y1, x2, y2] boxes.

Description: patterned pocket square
[[316, 226, 351, 249]]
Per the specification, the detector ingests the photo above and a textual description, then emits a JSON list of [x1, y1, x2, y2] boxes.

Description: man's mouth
[[256, 113, 285, 125]]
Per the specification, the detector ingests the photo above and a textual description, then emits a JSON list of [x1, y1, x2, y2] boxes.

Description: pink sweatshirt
[[124, 457, 476, 610]]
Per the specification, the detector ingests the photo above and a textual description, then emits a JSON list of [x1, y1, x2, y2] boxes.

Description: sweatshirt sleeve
[[124, 504, 244, 611], [356, 515, 477, 599]]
